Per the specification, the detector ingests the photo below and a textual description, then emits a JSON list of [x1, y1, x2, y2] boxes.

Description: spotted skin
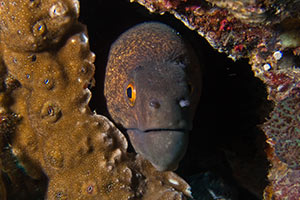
[[104, 22, 201, 171]]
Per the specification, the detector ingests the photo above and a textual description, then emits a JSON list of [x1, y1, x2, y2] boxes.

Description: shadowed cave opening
[[80, 0, 273, 199]]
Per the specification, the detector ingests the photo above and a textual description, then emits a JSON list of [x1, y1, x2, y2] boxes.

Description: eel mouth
[[127, 128, 189, 171]]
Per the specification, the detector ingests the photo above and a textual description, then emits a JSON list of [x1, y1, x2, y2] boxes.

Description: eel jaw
[[127, 128, 188, 171]]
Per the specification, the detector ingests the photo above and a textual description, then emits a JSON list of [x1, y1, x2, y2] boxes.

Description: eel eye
[[126, 83, 136, 106]]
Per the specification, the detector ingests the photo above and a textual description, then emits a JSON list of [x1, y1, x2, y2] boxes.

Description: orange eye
[[126, 83, 136, 106]]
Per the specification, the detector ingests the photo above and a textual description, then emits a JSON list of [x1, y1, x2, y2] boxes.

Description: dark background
[[79, 0, 273, 199]]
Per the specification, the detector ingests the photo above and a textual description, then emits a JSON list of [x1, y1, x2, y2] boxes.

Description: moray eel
[[104, 22, 201, 171]]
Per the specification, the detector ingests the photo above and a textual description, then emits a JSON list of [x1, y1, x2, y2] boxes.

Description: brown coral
[[0, 0, 192, 199]]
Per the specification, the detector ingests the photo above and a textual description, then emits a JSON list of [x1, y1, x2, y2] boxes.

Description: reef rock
[[262, 91, 300, 199]]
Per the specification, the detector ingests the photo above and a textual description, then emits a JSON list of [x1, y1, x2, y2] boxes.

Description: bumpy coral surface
[[130, 0, 300, 199], [262, 91, 300, 199], [0, 0, 192, 199], [263, 91, 300, 170]]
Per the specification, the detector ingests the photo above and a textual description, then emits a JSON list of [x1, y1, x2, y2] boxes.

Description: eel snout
[[127, 129, 188, 171]]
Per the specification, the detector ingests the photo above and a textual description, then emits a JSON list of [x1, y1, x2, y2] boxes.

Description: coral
[[131, 0, 273, 60], [0, 0, 79, 52], [263, 90, 300, 170], [262, 91, 300, 199], [130, 0, 300, 199], [0, 0, 192, 199], [0, 90, 46, 199], [206, 0, 300, 25]]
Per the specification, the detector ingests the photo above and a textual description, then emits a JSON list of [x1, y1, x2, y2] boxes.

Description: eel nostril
[[149, 99, 160, 109]]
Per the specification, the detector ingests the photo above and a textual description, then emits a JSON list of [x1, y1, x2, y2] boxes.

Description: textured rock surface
[[0, 0, 192, 199], [263, 91, 300, 170], [262, 91, 300, 199]]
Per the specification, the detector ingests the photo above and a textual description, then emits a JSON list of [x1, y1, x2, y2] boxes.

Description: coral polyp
[[0, 0, 79, 52]]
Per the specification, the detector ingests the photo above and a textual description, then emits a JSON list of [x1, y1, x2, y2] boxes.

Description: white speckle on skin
[[263, 63, 271, 71], [109, 148, 122, 164], [179, 99, 190, 108], [79, 107, 86, 114], [80, 33, 88, 44], [80, 89, 92, 106], [207, 189, 226, 199], [273, 51, 282, 60], [186, 187, 192, 197], [277, 84, 285, 92], [107, 164, 113, 171], [49, 2, 67, 18], [168, 178, 179, 185], [72, 0, 80, 15]]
